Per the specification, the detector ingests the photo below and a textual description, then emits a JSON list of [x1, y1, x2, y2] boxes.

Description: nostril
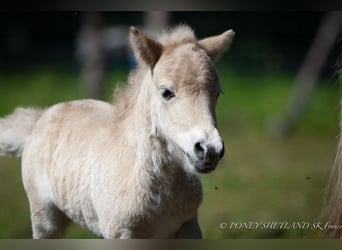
[[194, 141, 206, 160]]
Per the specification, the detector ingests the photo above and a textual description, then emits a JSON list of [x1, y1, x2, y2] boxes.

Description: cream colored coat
[[0, 25, 234, 238]]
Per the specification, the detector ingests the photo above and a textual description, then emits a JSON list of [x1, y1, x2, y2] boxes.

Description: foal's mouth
[[186, 152, 218, 174], [195, 166, 216, 174], [194, 162, 218, 174]]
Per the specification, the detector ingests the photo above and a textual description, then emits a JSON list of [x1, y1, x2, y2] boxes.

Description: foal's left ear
[[129, 26, 163, 69], [198, 29, 235, 63]]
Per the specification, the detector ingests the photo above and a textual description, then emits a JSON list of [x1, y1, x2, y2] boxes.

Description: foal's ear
[[129, 26, 163, 69], [198, 29, 235, 63]]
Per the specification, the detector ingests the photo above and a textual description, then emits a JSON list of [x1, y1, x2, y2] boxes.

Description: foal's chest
[[149, 174, 203, 236]]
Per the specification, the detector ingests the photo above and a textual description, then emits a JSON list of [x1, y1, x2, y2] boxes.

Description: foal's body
[[0, 25, 234, 238], [25, 98, 201, 238]]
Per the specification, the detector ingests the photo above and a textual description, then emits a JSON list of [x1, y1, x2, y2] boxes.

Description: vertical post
[[143, 11, 170, 35], [77, 12, 105, 100], [272, 12, 342, 136]]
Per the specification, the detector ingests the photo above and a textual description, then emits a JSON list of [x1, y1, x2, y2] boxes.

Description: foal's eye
[[161, 88, 175, 101]]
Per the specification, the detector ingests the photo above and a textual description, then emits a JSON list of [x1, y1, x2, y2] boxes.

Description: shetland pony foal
[[0, 25, 234, 238]]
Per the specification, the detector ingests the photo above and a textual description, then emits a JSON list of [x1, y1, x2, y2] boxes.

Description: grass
[[199, 71, 339, 238], [0, 67, 339, 238]]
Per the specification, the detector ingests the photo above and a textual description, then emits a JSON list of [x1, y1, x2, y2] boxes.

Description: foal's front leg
[[30, 201, 70, 238], [175, 214, 202, 239]]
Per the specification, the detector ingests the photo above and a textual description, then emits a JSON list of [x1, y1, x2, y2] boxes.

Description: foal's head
[[130, 25, 234, 174]]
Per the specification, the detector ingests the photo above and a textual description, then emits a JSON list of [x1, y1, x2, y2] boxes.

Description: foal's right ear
[[129, 26, 163, 69], [199, 29, 235, 63]]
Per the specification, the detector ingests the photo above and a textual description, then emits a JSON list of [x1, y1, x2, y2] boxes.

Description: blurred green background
[[0, 12, 340, 238]]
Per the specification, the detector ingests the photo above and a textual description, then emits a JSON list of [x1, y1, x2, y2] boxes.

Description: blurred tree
[[143, 11, 170, 36], [77, 12, 105, 100], [272, 12, 342, 136], [76, 11, 170, 100]]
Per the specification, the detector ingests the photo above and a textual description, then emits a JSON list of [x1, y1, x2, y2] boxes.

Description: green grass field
[[0, 67, 339, 238]]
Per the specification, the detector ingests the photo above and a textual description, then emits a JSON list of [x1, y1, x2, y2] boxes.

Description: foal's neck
[[131, 70, 154, 136], [124, 69, 180, 174], [122, 70, 160, 167], [119, 67, 199, 194]]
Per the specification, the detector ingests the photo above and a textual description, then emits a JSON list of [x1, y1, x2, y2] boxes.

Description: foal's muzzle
[[193, 140, 225, 174]]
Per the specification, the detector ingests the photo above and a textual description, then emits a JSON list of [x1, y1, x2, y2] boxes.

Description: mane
[[112, 25, 198, 120], [321, 137, 342, 238], [111, 68, 144, 121], [320, 65, 342, 238]]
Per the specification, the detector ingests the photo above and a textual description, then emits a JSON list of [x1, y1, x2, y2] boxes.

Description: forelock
[[158, 25, 196, 46]]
